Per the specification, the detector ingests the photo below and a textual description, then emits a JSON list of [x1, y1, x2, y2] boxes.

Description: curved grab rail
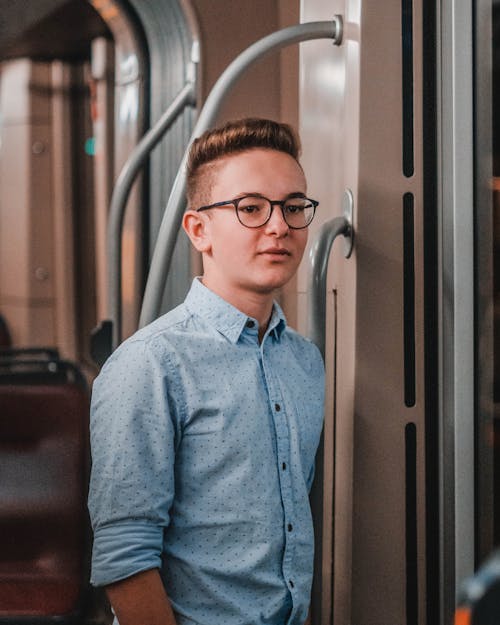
[[107, 80, 197, 349], [307, 189, 353, 355], [139, 17, 343, 328], [307, 216, 349, 355], [91, 73, 197, 361]]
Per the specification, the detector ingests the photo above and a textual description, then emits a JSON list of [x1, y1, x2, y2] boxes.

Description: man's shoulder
[[101, 303, 195, 370], [281, 324, 319, 351], [281, 326, 324, 369], [127, 302, 192, 344]]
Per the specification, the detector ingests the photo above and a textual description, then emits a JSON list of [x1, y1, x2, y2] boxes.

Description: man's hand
[[106, 568, 177, 625]]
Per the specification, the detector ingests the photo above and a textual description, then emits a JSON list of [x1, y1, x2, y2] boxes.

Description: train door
[[299, 1, 500, 624], [298, 1, 436, 624]]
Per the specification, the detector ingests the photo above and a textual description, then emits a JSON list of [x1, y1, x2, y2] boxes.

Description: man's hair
[[186, 118, 301, 208]]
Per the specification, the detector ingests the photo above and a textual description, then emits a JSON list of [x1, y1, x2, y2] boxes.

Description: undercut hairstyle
[[186, 118, 302, 209]]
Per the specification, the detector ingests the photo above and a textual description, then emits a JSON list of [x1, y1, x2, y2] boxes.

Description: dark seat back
[[0, 358, 71, 386], [0, 360, 90, 620], [0, 347, 60, 362]]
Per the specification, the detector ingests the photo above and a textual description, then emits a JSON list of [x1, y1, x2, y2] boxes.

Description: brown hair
[[186, 118, 301, 208]]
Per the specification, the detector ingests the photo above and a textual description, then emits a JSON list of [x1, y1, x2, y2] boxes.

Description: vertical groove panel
[[404, 193, 416, 407], [406, 422, 418, 625], [402, 0, 415, 176]]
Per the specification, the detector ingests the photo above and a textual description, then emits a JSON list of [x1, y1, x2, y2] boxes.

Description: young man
[[88, 118, 325, 625]]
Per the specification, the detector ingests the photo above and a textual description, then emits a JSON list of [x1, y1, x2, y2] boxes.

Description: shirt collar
[[184, 278, 287, 344]]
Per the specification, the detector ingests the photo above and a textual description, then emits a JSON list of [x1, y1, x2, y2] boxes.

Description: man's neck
[[200, 276, 275, 339]]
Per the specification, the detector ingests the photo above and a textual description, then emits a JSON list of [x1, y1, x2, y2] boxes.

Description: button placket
[[261, 347, 297, 597], [262, 344, 301, 602]]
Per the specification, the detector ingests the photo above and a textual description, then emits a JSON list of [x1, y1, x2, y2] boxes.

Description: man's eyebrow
[[286, 192, 308, 199], [234, 191, 308, 199], [233, 192, 265, 198]]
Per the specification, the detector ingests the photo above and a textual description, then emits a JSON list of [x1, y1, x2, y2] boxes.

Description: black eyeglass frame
[[195, 194, 319, 229]]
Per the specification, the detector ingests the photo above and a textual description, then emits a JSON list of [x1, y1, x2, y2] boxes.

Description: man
[[88, 118, 325, 625]]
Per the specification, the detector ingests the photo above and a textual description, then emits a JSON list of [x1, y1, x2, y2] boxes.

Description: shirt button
[[287, 523, 293, 532], [282, 462, 287, 470], [289, 580, 295, 588], [246, 320, 255, 328], [275, 403, 281, 412]]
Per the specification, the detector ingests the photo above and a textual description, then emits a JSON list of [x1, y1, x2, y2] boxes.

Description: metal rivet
[[35, 267, 49, 281], [32, 141, 46, 155]]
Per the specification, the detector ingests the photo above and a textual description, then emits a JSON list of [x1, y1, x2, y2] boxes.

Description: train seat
[[0, 359, 68, 385], [0, 360, 90, 620], [0, 347, 60, 362]]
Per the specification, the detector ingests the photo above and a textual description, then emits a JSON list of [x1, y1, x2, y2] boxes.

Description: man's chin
[[250, 275, 293, 295]]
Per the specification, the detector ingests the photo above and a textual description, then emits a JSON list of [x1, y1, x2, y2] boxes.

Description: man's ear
[[182, 209, 212, 253]]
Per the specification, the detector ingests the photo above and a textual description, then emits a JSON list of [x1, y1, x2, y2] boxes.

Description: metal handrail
[[90, 77, 196, 362], [139, 17, 343, 328], [307, 189, 354, 354], [107, 79, 197, 349], [307, 222, 352, 355], [307, 216, 349, 354]]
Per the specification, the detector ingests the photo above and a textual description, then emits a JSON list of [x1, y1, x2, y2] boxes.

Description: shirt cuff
[[91, 520, 164, 586]]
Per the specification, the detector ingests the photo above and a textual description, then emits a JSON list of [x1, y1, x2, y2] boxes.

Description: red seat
[[0, 368, 90, 618]]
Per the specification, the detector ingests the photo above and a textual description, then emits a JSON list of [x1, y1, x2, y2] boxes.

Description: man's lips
[[259, 247, 292, 256]]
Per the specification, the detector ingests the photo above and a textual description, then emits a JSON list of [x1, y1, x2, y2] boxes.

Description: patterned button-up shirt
[[88, 278, 324, 625]]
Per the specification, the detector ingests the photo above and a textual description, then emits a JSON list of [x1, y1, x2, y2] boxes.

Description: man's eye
[[239, 204, 261, 214], [285, 204, 306, 214]]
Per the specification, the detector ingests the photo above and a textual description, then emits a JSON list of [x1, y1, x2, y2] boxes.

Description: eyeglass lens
[[236, 196, 315, 229]]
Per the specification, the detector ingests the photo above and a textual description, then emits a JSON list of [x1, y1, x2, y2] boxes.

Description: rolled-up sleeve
[[91, 521, 164, 586], [88, 339, 178, 586]]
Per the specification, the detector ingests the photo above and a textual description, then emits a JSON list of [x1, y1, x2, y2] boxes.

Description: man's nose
[[264, 204, 289, 236]]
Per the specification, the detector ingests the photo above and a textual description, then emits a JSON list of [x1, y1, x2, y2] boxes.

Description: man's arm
[[106, 569, 177, 625]]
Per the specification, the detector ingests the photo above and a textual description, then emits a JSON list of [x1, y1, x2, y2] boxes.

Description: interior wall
[[191, 0, 298, 124], [278, 0, 300, 128], [193, 0, 275, 120]]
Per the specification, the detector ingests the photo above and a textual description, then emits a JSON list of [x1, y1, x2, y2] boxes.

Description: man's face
[[197, 148, 309, 299]]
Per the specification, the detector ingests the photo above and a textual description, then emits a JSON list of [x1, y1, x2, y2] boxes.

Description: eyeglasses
[[195, 194, 319, 229]]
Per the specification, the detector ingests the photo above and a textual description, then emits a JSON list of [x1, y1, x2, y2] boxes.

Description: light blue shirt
[[88, 278, 325, 625]]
